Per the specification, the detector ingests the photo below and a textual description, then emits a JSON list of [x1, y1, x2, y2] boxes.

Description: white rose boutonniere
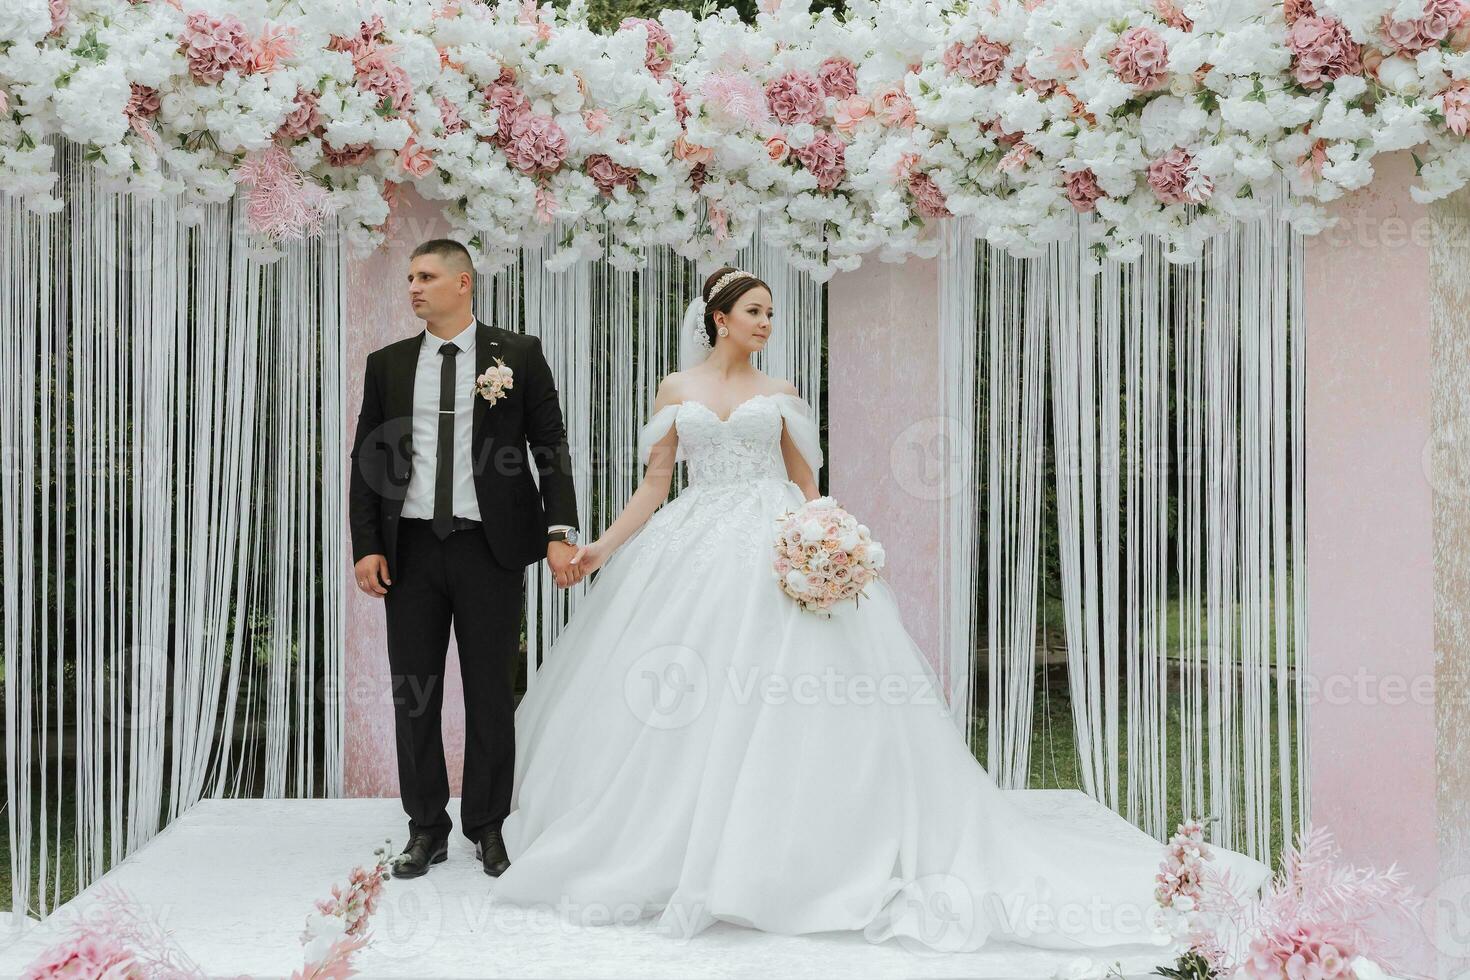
[[475, 359, 514, 406]]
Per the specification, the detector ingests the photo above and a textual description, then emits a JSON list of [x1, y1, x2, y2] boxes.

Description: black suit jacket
[[348, 320, 580, 573]]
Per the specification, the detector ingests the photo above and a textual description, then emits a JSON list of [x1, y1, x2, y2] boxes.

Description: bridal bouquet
[[772, 497, 885, 615]]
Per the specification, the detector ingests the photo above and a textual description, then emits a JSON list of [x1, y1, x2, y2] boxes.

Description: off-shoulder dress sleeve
[[770, 392, 822, 476], [636, 403, 686, 465]]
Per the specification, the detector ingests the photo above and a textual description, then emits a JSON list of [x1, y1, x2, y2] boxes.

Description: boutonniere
[[475, 358, 513, 406]]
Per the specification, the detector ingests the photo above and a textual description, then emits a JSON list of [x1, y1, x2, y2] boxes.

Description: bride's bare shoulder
[[761, 375, 798, 398], [653, 372, 688, 411]]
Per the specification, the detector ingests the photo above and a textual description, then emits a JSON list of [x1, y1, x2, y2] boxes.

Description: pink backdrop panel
[[342, 189, 469, 798], [1303, 151, 1438, 969]]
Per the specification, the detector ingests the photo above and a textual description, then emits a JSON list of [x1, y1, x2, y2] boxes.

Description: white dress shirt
[[400, 315, 572, 535]]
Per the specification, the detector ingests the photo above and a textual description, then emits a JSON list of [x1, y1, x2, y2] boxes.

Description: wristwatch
[[548, 527, 580, 545]]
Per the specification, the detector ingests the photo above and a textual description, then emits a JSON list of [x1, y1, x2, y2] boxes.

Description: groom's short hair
[[411, 238, 474, 279]]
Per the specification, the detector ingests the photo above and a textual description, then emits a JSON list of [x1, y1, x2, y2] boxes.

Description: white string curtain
[[504, 211, 824, 679], [0, 138, 346, 920], [943, 186, 1308, 857]]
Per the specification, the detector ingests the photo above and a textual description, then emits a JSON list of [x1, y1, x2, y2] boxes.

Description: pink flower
[[1382, 0, 1467, 54], [22, 932, 143, 980], [689, 162, 708, 191], [321, 141, 375, 168], [619, 17, 674, 77], [1287, 16, 1361, 88], [276, 90, 323, 141], [1012, 63, 1059, 95], [518, 0, 552, 42], [872, 85, 915, 127], [1285, 0, 1317, 23], [534, 186, 557, 224], [670, 79, 690, 126], [125, 83, 161, 122], [179, 11, 253, 83], [1442, 81, 1470, 134], [891, 150, 921, 181], [1147, 146, 1212, 204], [818, 56, 859, 98], [1152, 0, 1193, 30], [907, 170, 951, 218], [353, 47, 413, 116], [501, 113, 567, 174], [710, 203, 729, 242], [765, 70, 825, 126], [584, 153, 641, 196], [48, 0, 67, 36], [250, 22, 297, 73], [792, 130, 846, 191], [484, 82, 531, 144], [999, 140, 1035, 172], [436, 96, 466, 134], [674, 134, 712, 164], [398, 137, 434, 177], [702, 70, 771, 128], [581, 107, 609, 133], [942, 36, 1010, 84], [765, 133, 790, 162], [1108, 26, 1170, 90], [1297, 138, 1328, 182], [832, 95, 871, 135]]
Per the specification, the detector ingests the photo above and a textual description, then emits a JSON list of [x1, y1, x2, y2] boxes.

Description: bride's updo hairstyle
[[702, 266, 771, 348]]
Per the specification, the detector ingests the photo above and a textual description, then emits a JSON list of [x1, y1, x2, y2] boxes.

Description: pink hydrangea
[[276, 90, 323, 141], [1108, 26, 1170, 90], [321, 141, 375, 168], [353, 47, 413, 115], [179, 11, 254, 83], [792, 130, 846, 191], [671, 79, 690, 126], [1285, 0, 1317, 24], [1063, 167, 1106, 212], [22, 931, 143, 979], [1012, 63, 1059, 95], [1442, 81, 1470, 134], [942, 36, 1010, 84], [501, 113, 568, 174], [125, 83, 160, 122], [818, 56, 859, 98], [1152, 0, 1193, 30], [49, 0, 67, 36], [619, 17, 674, 77], [585, 153, 641, 196], [484, 82, 531, 144], [1382, 0, 1468, 54], [1147, 146, 1212, 204], [873, 85, 915, 127], [907, 170, 951, 218], [436, 95, 466, 134], [765, 70, 825, 126], [1286, 16, 1361, 89]]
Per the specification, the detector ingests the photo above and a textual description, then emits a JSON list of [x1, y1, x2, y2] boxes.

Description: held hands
[[547, 539, 584, 588], [568, 539, 609, 577], [354, 555, 391, 597]]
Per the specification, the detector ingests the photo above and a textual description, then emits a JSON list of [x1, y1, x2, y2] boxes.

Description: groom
[[348, 238, 583, 879]]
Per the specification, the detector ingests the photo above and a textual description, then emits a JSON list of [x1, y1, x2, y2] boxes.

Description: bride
[[490, 265, 1271, 956]]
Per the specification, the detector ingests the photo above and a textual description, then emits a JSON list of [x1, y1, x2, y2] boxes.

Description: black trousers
[[383, 517, 524, 844]]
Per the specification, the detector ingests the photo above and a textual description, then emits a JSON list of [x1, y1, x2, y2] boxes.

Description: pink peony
[[584, 153, 641, 196], [832, 95, 871, 135], [276, 90, 323, 141], [1442, 81, 1470, 134], [1382, 0, 1467, 54], [619, 17, 674, 77], [1147, 146, 1212, 204], [22, 932, 143, 980], [1064, 167, 1105, 213], [792, 130, 846, 191], [179, 11, 254, 83], [907, 170, 951, 218], [765, 70, 826, 126], [872, 85, 915, 127], [943, 36, 1011, 84], [501, 113, 567, 174], [1108, 26, 1170, 90], [818, 56, 859, 98], [1287, 16, 1362, 88], [436, 95, 466, 134], [353, 47, 413, 115]]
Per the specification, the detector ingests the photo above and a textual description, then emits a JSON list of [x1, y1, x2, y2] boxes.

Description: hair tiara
[[707, 268, 754, 301]]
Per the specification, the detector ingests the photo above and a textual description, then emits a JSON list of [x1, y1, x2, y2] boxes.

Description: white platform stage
[[0, 791, 1183, 979]]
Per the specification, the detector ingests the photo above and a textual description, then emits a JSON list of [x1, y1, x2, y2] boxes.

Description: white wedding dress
[[493, 391, 1270, 955]]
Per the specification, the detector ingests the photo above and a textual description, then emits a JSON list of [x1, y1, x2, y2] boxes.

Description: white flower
[[0, 0, 49, 46], [52, 63, 131, 147], [1376, 55, 1423, 96]]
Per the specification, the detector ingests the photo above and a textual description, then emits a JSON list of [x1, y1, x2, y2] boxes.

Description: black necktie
[[433, 342, 459, 540]]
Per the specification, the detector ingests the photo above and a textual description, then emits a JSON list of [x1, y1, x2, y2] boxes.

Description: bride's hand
[[569, 539, 610, 575]]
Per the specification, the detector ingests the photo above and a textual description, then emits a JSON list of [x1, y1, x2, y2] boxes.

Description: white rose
[[784, 569, 811, 594], [1376, 55, 1423, 96], [799, 518, 825, 543]]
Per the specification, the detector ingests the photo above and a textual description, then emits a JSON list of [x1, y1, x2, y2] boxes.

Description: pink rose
[[818, 56, 859, 98], [1063, 167, 1106, 212], [179, 11, 253, 83], [1108, 26, 1170, 90], [1286, 16, 1361, 89], [620, 17, 674, 77], [501, 113, 567, 174], [1442, 81, 1470, 134], [764, 70, 825, 126], [398, 137, 434, 177], [765, 133, 790, 162], [832, 95, 871, 135], [584, 153, 641, 196], [1383, 0, 1468, 54], [1147, 146, 1212, 204], [792, 130, 846, 191], [873, 85, 915, 127], [907, 170, 951, 218], [674, 134, 712, 164], [942, 36, 1010, 84]]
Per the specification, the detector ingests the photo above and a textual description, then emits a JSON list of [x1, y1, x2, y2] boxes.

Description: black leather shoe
[[474, 827, 510, 877], [392, 831, 448, 879]]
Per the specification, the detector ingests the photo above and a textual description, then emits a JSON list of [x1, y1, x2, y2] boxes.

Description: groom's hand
[[546, 540, 582, 588], [354, 555, 391, 597]]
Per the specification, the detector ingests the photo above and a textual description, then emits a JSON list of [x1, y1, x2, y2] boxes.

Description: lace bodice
[[636, 391, 823, 489]]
